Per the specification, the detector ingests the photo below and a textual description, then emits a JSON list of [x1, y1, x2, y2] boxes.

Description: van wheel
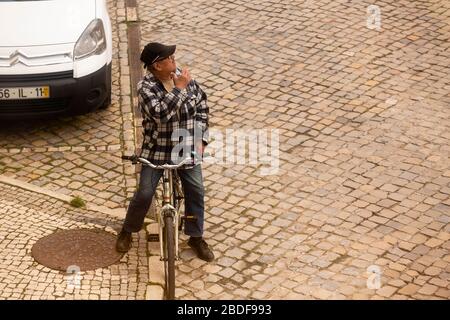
[[99, 95, 111, 110]]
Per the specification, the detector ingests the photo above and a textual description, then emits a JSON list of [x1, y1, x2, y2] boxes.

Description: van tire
[[99, 95, 111, 110]]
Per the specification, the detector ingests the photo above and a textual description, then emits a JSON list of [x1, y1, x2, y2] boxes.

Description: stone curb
[[0, 175, 126, 220], [0, 144, 122, 154], [124, 0, 164, 301]]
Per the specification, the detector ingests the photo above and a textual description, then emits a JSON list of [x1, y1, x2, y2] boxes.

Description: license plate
[[0, 86, 50, 100]]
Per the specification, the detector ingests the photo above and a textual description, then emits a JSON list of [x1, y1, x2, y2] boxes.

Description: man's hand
[[171, 68, 192, 90], [196, 140, 206, 156]]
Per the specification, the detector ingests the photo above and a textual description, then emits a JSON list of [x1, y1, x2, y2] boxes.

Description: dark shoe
[[116, 229, 132, 253], [188, 237, 215, 262]]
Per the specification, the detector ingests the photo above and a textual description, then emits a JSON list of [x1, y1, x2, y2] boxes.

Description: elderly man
[[116, 42, 214, 262]]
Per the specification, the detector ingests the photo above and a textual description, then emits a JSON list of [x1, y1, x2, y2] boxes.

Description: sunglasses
[[151, 54, 175, 65]]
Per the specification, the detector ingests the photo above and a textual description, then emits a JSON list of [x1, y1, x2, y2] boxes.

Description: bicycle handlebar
[[122, 152, 209, 169]]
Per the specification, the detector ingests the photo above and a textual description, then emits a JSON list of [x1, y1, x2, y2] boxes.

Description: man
[[116, 42, 214, 262]]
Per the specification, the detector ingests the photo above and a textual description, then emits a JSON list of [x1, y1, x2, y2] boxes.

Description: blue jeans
[[123, 164, 205, 237]]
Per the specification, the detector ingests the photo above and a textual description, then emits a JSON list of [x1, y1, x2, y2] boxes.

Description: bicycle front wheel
[[163, 215, 176, 300]]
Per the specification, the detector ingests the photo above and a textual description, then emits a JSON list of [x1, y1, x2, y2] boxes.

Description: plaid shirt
[[137, 71, 209, 168]]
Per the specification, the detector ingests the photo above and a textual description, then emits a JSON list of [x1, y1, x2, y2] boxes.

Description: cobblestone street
[[0, 0, 449, 300]]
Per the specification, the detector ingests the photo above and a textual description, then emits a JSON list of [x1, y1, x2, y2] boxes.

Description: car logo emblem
[[8, 50, 26, 66]]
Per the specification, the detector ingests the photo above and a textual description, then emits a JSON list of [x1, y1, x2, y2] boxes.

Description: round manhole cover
[[31, 229, 124, 271]]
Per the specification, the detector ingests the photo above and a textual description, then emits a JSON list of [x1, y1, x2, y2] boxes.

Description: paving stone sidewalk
[[0, 182, 147, 300]]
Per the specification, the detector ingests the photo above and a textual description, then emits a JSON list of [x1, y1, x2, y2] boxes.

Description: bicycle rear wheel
[[163, 214, 175, 300]]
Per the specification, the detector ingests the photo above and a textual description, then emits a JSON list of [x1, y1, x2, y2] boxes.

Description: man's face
[[154, 54, 176, 75]]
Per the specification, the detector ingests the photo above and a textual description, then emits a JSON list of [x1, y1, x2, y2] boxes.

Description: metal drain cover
[[31, 229, 124, 271]]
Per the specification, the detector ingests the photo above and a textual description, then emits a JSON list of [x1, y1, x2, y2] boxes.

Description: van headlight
[[74, 19, 107, 60]]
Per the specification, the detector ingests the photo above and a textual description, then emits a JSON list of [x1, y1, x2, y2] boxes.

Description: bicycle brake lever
[[191, 151, 211, 161], [122, 155, 137, 164]]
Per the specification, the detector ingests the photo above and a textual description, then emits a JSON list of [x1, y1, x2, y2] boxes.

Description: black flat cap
[[140, 42, 176, 68]]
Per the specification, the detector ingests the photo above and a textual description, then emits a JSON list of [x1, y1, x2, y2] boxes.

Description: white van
[[0, 0, 113, 119]]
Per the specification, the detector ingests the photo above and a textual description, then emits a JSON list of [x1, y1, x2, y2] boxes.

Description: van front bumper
[[0, 63, 111, 120]]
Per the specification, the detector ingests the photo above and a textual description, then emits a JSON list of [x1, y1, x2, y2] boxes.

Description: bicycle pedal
[[147, 233, 159, 242]]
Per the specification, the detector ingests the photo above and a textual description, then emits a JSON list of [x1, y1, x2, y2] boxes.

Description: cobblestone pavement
[[139, 0, 449, 299], [0, 0, 448, 300], [0, 183, 148, 300]]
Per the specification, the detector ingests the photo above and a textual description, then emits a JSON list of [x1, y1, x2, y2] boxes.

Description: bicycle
[[122, 152, 200, 300]]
